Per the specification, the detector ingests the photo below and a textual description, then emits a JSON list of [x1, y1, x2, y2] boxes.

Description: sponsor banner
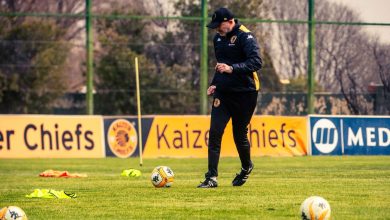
[[0, 115, 105, 158], [103, 117, 153, 158], [309, 116, 390, 155], [249, 116, 307, 156], [143, 116, 210, 158], [141, 116, 307, 158]]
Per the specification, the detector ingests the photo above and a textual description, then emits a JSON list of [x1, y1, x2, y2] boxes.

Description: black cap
[[206, 8, 234, 29]]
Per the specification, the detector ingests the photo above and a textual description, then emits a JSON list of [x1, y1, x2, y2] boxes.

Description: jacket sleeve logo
[[230, 35, 237, 44], [213, 98, 221, 107]]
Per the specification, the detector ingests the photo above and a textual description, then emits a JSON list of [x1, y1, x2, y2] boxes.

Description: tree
[[0, 0, 87, 110], [264, 0, 389, 114], [95, 14, 196, 114], [0, 0, 84, 40], [172, 0, 281, 92], [261, 0, 308, 80], [283, 75, 323, 93], [264, 0, 371, 90], [371, 39, 390, 114], [0, 20, 69, 113]]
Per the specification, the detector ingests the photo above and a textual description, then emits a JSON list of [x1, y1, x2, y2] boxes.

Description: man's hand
[[215, 63, 233, 74], [207, 85, 216, 96]]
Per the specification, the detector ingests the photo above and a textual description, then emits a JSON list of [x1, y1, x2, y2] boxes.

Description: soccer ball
[[0, 206, 28, 220], [150, 166, 174, 188], [300, 196, 331, 220]]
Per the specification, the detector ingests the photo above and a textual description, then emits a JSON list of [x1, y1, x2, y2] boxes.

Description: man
[[198, 7, 262, 188]]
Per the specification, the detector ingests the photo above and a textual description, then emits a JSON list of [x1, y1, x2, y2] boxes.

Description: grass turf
[[0, 156, 389, 219]]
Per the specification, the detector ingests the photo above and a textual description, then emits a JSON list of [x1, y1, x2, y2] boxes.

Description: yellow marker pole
[[135, 57, 143, 166]]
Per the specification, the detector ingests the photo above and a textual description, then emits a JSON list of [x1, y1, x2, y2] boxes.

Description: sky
[[327, 0, 390, 43]]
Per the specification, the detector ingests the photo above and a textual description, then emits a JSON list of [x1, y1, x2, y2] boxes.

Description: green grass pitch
[[1, 156, 389, 219]]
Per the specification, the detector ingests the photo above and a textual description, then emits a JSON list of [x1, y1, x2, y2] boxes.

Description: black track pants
[[205, 91, 258, 178]]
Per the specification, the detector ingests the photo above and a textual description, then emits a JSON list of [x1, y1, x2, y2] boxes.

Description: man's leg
[[198, 96, 231, 188], [206, 97, 231, 178], [232, 121, 252, 170], [231, 92, 258, 186]]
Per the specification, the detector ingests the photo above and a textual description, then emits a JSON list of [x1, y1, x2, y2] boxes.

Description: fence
[[53, 92, 384, 115]]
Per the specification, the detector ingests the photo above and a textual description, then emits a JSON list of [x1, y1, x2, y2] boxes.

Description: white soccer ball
[[0, 206, 28, 220], [150, 166, 174, 188], [300, 196, 331, 220]]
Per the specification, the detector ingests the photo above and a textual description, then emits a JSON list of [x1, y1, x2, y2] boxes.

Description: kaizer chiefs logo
[[107, 119, 138, 158], [213, 98, 221, 107]]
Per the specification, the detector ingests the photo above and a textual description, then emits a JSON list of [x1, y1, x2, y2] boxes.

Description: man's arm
[[231, 32, 262, 74]]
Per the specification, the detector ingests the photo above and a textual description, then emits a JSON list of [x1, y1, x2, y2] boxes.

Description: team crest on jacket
[[213, 98, 221, 107], [230, 35, 237, 44]]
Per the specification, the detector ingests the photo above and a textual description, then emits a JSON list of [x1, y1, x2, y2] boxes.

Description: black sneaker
[[232, 163, 254, 186], [197, 178, 218, 188]]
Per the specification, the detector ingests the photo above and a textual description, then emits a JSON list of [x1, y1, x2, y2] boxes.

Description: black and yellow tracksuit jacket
[[210, 20, 262, 93]]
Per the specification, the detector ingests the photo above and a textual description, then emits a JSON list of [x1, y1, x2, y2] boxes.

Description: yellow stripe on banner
[[239, 25, 251, 33], [253, 72, 260, 90]]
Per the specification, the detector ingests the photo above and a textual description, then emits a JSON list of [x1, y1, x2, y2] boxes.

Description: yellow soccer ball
[[300, 196, 331, 220], [1, 206, 28, 220], [151, 166, 174, 188]]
